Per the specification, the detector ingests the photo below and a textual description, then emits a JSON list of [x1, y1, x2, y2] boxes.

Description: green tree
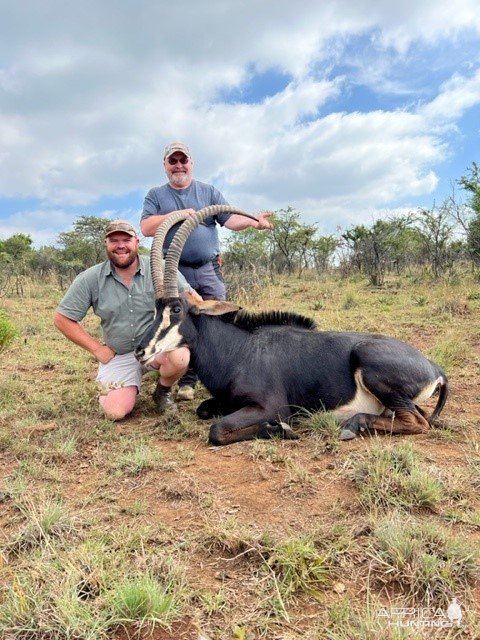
[[0, 233, 33, 262], [341, 216, 419, 285], [223, 227, 269, 271], [270, 207, 317, 275], [341, 224, 369, 274], [458, 162, 480, 213], [28, 246, 79, 277], [309, 235, 339, 273], [57, 216, 111, 269], [458, 162, 480, 265], [415, 204, 454, 278], [0, 234, 34, 289]]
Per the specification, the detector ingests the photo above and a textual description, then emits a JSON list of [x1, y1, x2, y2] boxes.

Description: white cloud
[[0, 0, 479, 242], [0, 207, 141, 248], [0, 209, 79, 246], [420, 69, 480, 122]]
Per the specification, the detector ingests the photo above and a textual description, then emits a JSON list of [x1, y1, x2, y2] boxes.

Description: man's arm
[[54, 312, 115, 364], [141, 209, 196, 237], [224, 211, 273, 231]]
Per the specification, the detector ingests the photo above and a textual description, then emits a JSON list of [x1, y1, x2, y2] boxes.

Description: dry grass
[[0, 269, 479, 639]]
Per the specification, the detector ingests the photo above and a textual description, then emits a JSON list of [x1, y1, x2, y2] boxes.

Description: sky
[[1, 0, 479, 248]]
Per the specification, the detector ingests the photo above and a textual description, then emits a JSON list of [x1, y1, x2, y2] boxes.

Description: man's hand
[[256, 211, 274, 230], [224, 210, 274, 232], [141, 209, 197, 236], [93, 344, 116, 364]]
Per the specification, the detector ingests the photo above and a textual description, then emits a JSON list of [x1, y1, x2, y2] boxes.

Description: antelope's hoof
[[339, 427, 358, 441], [340, 414, 372, 440], [256, 421, 299, 440]]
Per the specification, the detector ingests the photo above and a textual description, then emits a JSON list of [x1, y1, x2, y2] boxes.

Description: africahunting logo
[[377, 598, 463, 628]]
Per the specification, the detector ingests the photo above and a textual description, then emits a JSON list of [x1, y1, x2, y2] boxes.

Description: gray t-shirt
[[56, 255, 191, 355], [141, 179, 230, 265]]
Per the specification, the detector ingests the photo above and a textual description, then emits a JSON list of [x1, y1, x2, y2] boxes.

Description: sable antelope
[[136, 206, 448, 446]]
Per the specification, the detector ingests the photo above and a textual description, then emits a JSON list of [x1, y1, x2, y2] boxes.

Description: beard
[[169, 171, 190, 188], [108, 250, 138, 270]]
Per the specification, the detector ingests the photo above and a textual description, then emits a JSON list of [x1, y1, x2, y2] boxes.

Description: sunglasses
[[167, 156, 189, 165]]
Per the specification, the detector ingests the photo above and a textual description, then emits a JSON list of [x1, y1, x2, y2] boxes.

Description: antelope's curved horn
[[150, 211, 192, 299], [163, 205, 258, 299]]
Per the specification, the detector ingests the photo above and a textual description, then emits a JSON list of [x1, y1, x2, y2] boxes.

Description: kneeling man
[[54, 219, 196, 420]]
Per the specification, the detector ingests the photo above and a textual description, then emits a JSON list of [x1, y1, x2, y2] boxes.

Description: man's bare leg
[[99, 385, 137, 420]]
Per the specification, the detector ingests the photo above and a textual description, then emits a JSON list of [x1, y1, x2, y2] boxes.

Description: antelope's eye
[[171, 305, 182, 315]]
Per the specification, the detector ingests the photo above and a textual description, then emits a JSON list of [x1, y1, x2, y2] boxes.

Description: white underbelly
[[331, 370, 384, 420], [330, 372, 443, 420]]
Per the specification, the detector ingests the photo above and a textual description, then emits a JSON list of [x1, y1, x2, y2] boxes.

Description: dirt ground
[[2, 373, 479, 639], [1, 278, 480, 638]]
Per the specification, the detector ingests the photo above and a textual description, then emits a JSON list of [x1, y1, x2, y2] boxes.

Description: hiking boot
[[152, 383, 177, 413], [176, 385, 195, 401]]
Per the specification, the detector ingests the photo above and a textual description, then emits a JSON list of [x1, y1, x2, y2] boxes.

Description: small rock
[[332, 581, 346, 594]]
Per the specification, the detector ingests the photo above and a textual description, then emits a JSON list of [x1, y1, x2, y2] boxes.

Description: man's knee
[[99, 387, 137, 420], [153, 347, 190, 384], [101, 405, 130, 421], [99, 399, 132, 421]]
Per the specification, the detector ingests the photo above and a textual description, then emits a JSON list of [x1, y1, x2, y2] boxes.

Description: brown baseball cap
[[104, 220, 137, 238], [164, 142, 191, 159]]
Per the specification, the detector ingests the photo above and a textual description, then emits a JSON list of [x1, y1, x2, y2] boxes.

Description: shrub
[[0, 310, 18, 352]]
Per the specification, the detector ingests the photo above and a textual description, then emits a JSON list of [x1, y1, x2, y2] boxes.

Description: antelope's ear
[[190, 300, 241, 316], [183, 291, 203, 305]]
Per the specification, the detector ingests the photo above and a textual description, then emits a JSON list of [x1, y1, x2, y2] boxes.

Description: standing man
[[140, 141, 273, 400], [54, 220, 195, 420]]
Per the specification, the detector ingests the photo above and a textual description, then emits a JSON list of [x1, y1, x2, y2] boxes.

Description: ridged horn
[[150, 211, 191, 299], [163, 205, 259, 299]]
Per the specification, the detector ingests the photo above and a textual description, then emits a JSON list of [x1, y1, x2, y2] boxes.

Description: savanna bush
[[0, 310, 18, 352]]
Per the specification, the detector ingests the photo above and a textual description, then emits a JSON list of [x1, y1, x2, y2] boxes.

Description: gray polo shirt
[[57, 255, 191, 355], [141, 180, 230, 265]]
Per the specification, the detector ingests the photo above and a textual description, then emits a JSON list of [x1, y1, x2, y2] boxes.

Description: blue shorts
[[179, 258, 226, 300]]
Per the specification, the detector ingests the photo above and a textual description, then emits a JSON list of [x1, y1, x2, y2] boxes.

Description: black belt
[[175, 256, 218, 268]]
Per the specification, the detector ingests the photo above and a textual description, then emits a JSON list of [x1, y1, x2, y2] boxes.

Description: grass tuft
[[0, 309, 19, 352], [325, 596, 419, 640], [106, 573, 182, 625], [112, 440, 164, 476], [465, 436, 480, 490], [368, 514, 478, 606], [347, 441, 443, 513], [300, 409, 341, 453], [0, 561, 109, 639], [203, 514, 259, 556], [6, 496, 77, 554], [264, 536, 330, 601]]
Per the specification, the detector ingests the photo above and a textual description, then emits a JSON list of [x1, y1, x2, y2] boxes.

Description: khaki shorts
[[96, 352, 148, 394]]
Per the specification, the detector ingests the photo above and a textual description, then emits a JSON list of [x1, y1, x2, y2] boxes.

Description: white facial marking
[[159, 307, 171, 332], [141, 306, 183, 360]]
